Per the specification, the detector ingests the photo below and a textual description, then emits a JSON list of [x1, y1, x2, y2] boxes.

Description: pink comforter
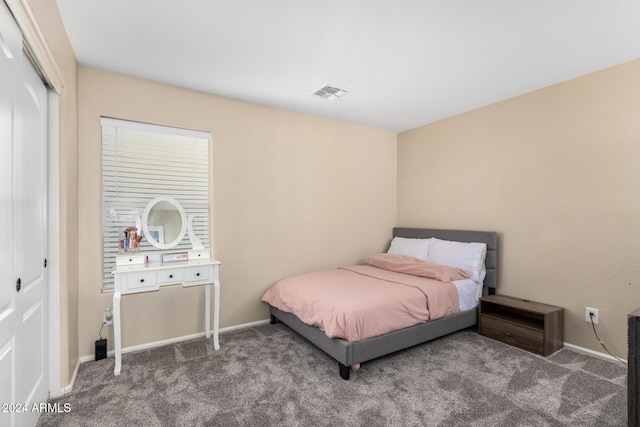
[[261, 265, 460, 342]]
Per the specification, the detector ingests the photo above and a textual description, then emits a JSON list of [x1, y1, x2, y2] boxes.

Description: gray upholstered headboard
[[392, 227, 498, 291]]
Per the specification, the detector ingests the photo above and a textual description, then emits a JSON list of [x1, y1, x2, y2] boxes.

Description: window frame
[[100, 117, 212, 292]]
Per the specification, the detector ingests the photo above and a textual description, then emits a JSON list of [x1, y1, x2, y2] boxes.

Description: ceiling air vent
[[312, 84, 348, 101]]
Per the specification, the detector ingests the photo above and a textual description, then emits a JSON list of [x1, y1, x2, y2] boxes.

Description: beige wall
[[77, 67, 397, 357], [398, 58, 640, 358], [27, 0, 79, 388]]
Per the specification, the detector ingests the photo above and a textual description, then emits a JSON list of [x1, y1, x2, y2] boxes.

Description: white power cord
[[589, 312, 627, 365]]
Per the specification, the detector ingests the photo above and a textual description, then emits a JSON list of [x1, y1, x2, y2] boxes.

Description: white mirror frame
[[142, 196, 187, 250], [187, 215, 205, 250]]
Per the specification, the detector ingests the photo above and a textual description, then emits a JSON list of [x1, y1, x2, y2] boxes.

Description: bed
[[263, 227, 498, 380]]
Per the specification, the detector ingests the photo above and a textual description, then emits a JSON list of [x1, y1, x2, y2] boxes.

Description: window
[[101, 118, 211, 291]]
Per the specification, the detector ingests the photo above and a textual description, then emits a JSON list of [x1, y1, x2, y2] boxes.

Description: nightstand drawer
[[479, 315, 544, 354], [479, 295, 564, 356]]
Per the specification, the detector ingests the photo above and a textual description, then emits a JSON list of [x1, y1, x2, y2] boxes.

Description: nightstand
[[479, 294, 564, 356]]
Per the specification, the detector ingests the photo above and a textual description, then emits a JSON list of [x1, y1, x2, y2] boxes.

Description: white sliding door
[[0, 2, 49, 426], [0, 2, 22, 424]]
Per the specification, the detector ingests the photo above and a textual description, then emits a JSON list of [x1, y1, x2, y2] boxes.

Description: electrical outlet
[[585, 307, 598, 324], [103, 308, 113, 326]]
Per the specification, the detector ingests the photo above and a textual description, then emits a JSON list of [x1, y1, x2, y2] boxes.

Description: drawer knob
[[196, 272, 200, 277], [140, 279, 145, 283], [169, 274, 173, 278], [504, 331, 512, 337]]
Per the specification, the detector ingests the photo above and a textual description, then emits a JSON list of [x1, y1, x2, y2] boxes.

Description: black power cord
[[589, 312, 627, 365]]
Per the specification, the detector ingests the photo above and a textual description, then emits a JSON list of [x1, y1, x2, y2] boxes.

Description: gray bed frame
[[268, 227, 498, 380]]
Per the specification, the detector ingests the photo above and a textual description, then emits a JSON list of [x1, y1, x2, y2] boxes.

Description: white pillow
[[387, 237, 431, 260], [427, 238, 487, 283]]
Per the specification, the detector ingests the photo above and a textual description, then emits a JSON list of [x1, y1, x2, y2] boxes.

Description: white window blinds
[[101, 118, 211, 291]]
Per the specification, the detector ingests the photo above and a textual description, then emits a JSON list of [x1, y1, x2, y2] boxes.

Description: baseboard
[[62, 359, 81, 395], [219, 319, 270, 334], [563, 342, 627, 364], [78, 319, 271, 364]]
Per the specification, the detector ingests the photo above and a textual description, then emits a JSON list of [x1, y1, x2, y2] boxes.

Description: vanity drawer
[[116, 254, 145, 266], [157, 269, 185, 285], [185, 265, 212, 285], [124, 271, 158, 293], [188, 250, 211, 260]]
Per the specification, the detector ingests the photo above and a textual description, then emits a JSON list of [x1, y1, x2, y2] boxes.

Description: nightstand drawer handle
[[169, 274, 173, 278], [140, 279, 145, 283], [504, 331, 512, 337]]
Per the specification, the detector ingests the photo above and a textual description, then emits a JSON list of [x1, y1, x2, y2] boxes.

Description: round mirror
[[142, 196, 187, 250]]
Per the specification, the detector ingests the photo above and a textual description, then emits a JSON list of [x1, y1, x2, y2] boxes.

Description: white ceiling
[[56, 0, 640, 133]]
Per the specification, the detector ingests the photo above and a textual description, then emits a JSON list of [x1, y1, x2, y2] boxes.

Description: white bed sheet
[[452, 279, 483, 311]]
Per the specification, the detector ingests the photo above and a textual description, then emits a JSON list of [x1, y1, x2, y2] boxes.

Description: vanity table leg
[[205, 284, 211, 339], [213, 279, 220, 350], [113, 289, 122, 376]]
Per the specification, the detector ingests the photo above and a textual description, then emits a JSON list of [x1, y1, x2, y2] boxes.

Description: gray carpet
[[38, 323, 627, 426]]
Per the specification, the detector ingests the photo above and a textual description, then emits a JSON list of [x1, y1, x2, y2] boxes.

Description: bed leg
[[269, 314, 279, 324], [338, 363, 350, 380]]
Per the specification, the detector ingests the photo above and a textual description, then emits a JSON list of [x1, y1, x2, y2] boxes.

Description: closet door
[[0, 3, 22, 425], [0, 2, 49, 426], [14, 41, 49, 427]]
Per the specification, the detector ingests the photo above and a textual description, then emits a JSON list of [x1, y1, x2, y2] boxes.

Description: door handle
[[16, 277, 21, 292]]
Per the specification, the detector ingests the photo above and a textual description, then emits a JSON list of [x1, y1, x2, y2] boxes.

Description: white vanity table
[[111, 196, 220, 376]]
